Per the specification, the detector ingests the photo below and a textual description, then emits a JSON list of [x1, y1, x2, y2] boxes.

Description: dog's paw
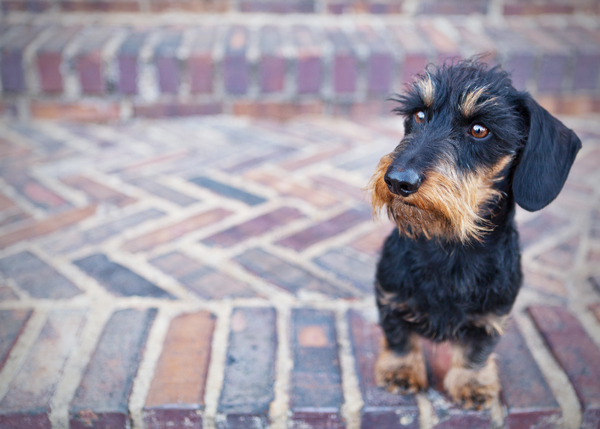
[[375, 348, 428, 394], [443, 359, 500, 410]]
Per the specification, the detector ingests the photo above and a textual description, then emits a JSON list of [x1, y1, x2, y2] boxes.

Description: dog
[[367, 60, 581, 410]]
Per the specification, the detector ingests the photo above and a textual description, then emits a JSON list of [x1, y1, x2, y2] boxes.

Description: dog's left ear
[[513, 95, 582, 212]]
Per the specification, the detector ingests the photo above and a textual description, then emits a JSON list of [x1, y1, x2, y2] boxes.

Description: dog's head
[[368, 60, 581, 243]]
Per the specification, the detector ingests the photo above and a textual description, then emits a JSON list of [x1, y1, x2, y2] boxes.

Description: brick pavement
[[0, 113, 598, 428]]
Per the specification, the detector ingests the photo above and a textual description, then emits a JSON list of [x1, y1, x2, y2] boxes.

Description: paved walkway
[[0, 113, 599, 428]]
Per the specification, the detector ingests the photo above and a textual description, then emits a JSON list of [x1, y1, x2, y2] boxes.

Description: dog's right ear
[[513, 95, 582, 212]]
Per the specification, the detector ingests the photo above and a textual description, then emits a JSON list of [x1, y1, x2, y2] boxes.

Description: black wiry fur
[[372, 60, 581, 407]]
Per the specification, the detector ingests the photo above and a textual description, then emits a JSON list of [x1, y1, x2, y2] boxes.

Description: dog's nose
[[384, 168, 421, 197]]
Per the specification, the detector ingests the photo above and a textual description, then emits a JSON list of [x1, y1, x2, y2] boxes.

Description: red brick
[[0, 309, 32, 370], [246, 171, 339, 208], [290, 308, 345, 428], [347, 309, 419, 428], [495, 319, 561, 428], [277, 208, 370, 251], [62, 175, 136, 207], [312, 174, 365, 201], [534, 236, 580, 271], [122, 208, 232, 252], [2, 171, 68, 212], [30, 100, 120, 122], [232, 101, 324, 120], [349, 224, 394, 256], [189, 26, 215, 94], [60, 0, 140, 12], [0, 205, 97, 250], [0, 287, 18, 300], [528, 306, 600, 427], [203, 207, 304, 247], [217, 307, 277, 428], [70, 308, 157, 429], [133, 101, 222, 118], [590, 303, 600, 324], [279, 145, 348, 171], [36, 26, 82, 93], [0, 309, 86, 429], [522, 268, 567, 298], [357, 25, 395, 94], [74, 27, 114, 94], [143, 311, 216, 429], [517, 211, 568, 249]]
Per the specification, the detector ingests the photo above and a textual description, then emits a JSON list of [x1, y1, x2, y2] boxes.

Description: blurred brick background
[[0, 1, 600, 429]]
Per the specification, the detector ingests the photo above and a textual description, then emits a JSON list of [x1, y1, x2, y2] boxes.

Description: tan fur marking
[[460, 86, 498, 117], [469, 313, 508, 336], [444, 347, 500, 410], [416, 74, 435, 107], [367, 153, 513, 243], [375, 336, 428, 394]]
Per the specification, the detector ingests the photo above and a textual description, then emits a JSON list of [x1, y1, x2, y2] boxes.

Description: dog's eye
[[414, 111, 426, 124], [470, 124, 489, 139]]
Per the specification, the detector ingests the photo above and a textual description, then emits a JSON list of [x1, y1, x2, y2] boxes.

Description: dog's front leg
[[375, 307, 428, 394], [444, 326, 501, 410]]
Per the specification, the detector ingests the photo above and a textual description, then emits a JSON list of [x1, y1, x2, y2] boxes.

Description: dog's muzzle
[[384, 167, 422, 197]]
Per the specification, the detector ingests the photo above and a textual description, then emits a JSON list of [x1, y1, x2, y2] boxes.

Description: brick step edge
[[0, 18, 599, 121]]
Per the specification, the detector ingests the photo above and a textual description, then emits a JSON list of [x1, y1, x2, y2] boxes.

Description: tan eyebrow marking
[[415, 73, 435, 107], [461, 86, 497, 117]]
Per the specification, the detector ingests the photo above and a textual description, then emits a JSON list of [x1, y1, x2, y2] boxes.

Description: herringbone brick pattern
[[0, 114, 599, 428]]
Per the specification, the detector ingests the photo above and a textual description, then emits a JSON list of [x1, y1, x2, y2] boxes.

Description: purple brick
[[239, 0, 315, 13], [0, 251, 82, 299], [73, 253, 174, 298], [43, 208, 165, 253], [348, 309, 419, 428], [117, 30, 148, 94], [259, 25, 286, 93], [313, 248, 375, 294], [389, 25, 432, 84], [150, 251, 257, 299], [224, 26, 249, 95], [290, 308, 345, 428], [155, 28, 183, 94], [417, 20, 461, 64], [292, 25, 323, 94], [0, 309, 32, 370], [203, 207, 303, 247], [496, 319, 561, 429], [328, 27, 358, 94], [1, 26, 45, 93], [217, 307, 277, 429], [189, 176, 266, 205], [553, 26, 600, 91], [70, 308, 157, 429], [277, 208, 371, 251], [189, 26, 215, 94], [128, 177, 198, 206], [75, 27, 114, 94], [528, 306, 600, 427], [0, 309, 86, 429], [512, 26, 571, 93], [484, 26, 536, 91], [357, 25, 395, 94], [235, 248, 355, 298], [36, 26, 82, 93]]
